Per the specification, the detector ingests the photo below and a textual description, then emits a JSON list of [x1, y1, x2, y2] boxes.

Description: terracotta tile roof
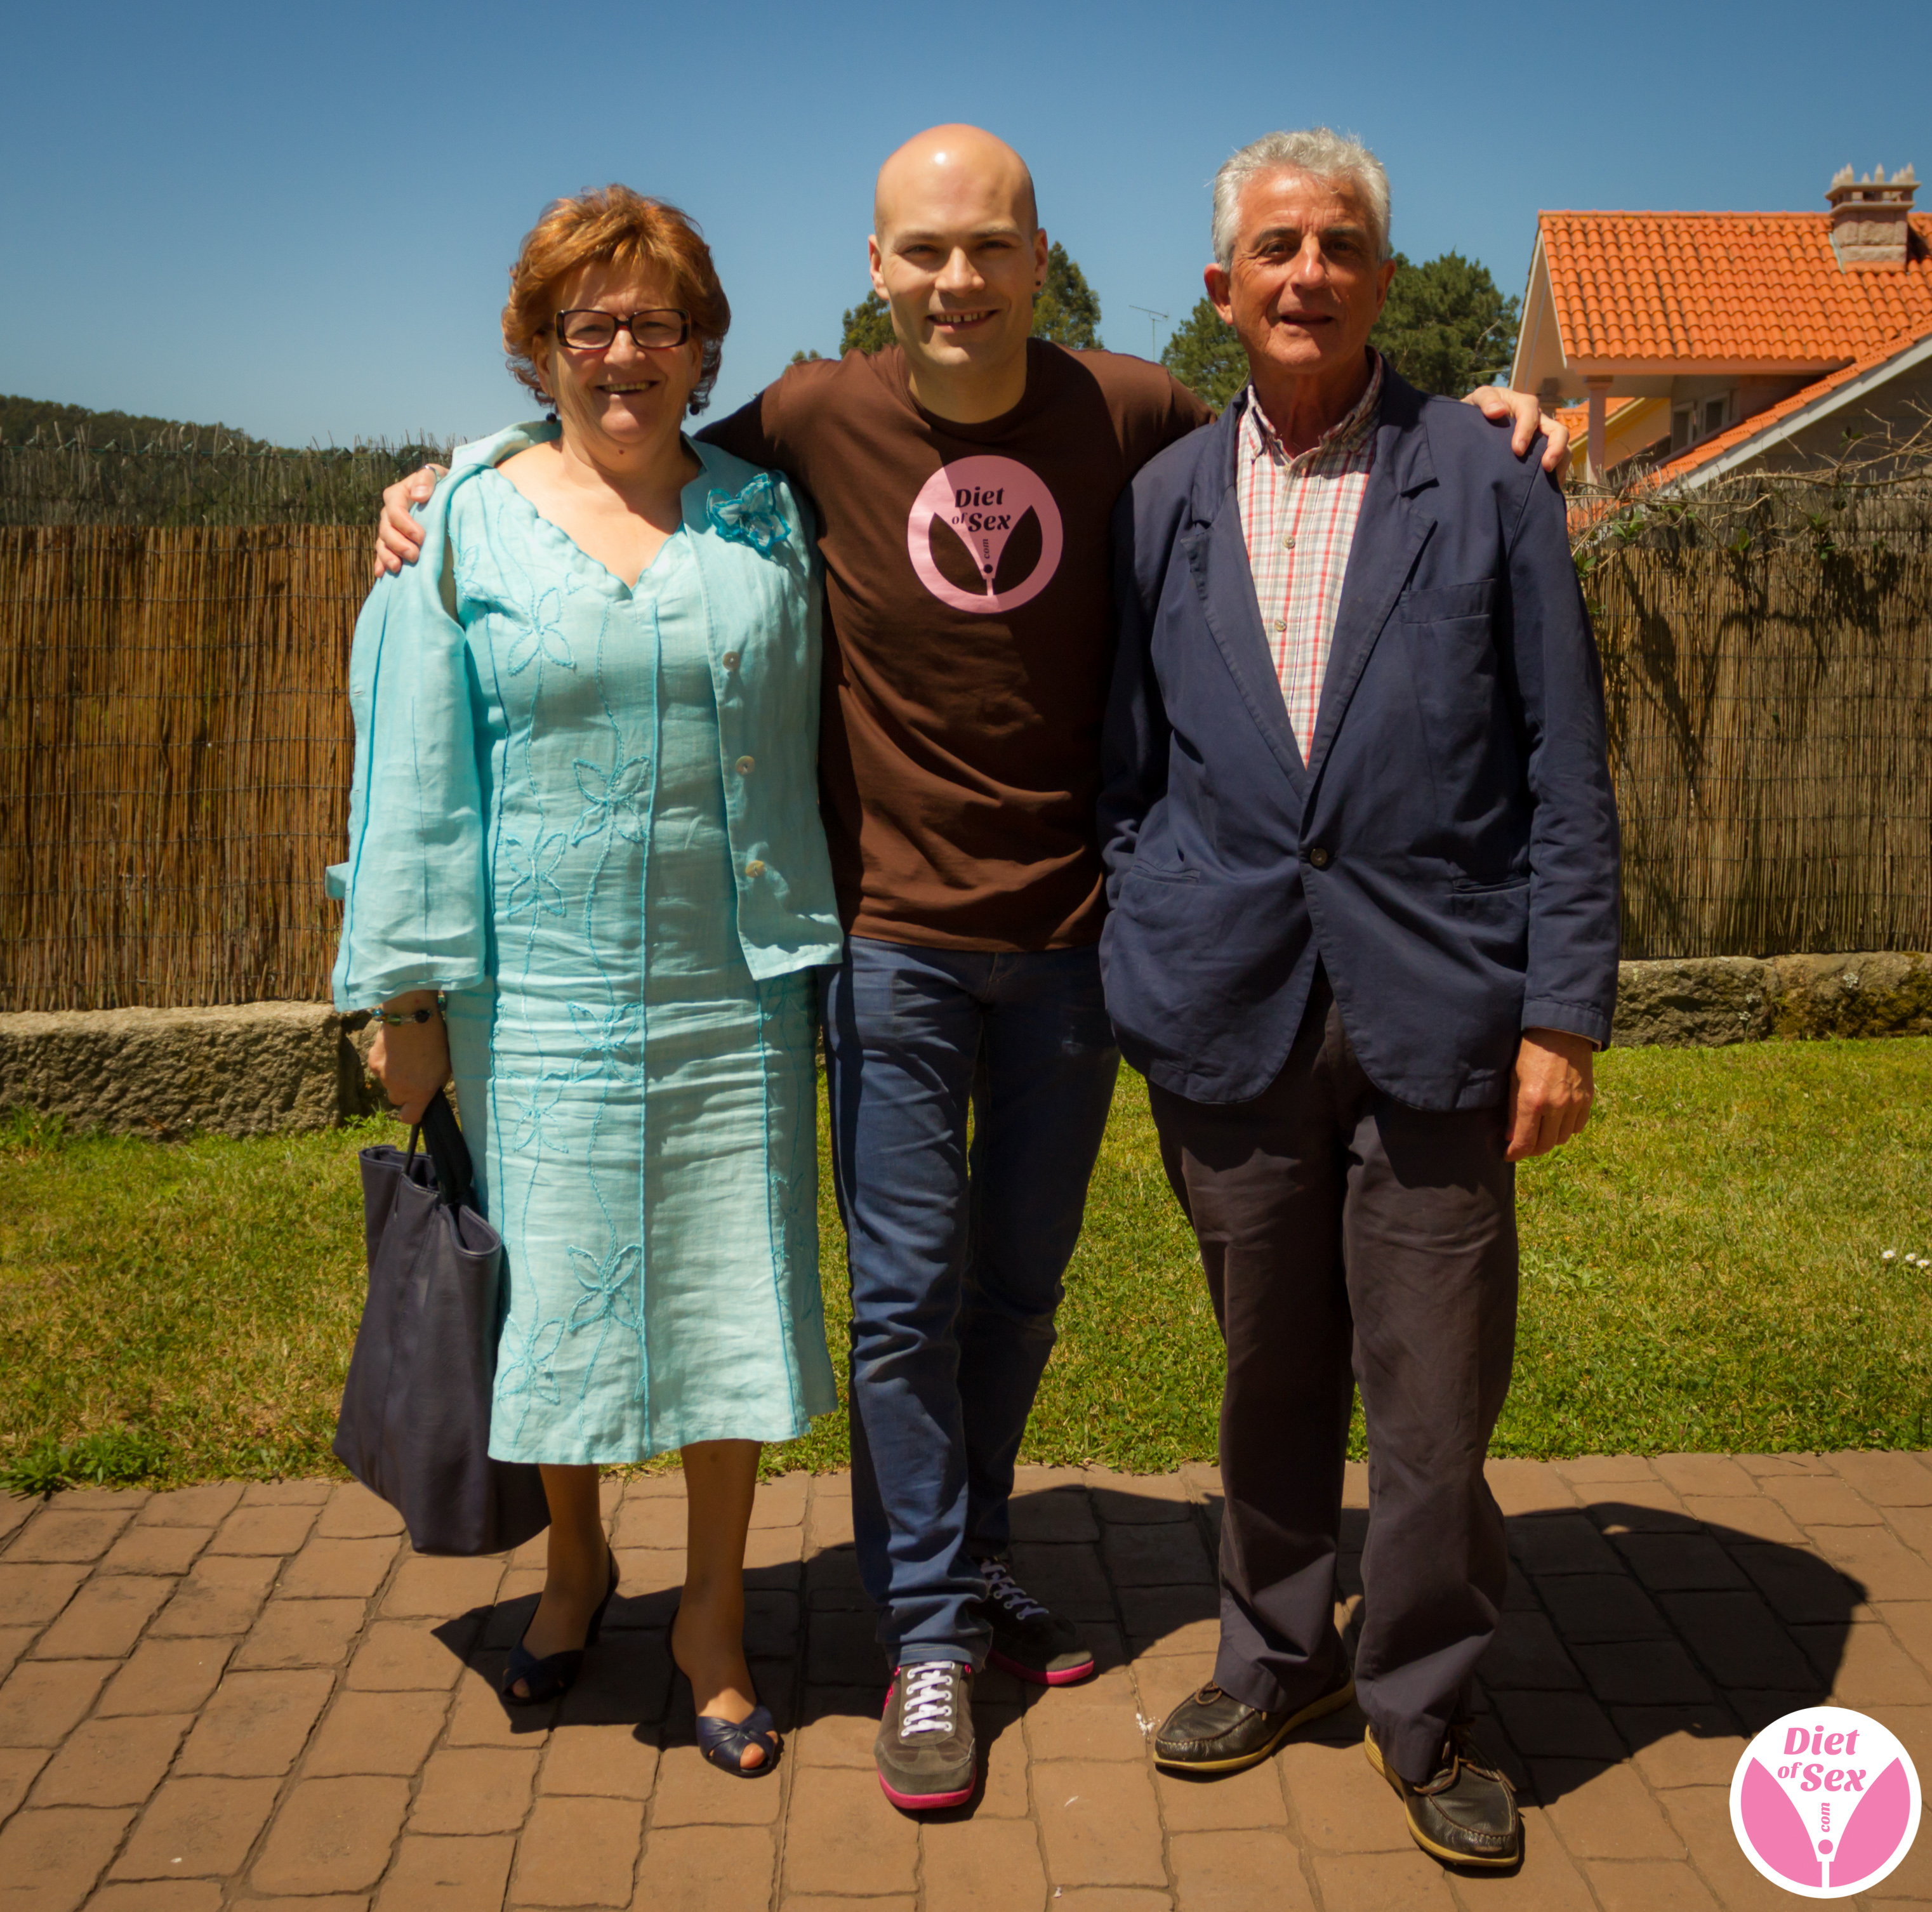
[[1541, 211, 1932, 364], [1658, 329, 1932, 478], [1552, 395, 1641, 438]]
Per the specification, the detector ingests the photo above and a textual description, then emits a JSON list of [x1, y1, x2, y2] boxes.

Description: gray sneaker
[[875, 1660, 976, 1810], [976, 1557, 1096, 1686]]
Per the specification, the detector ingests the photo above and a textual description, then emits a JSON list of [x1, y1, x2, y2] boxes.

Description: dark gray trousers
[[1147, 972, 1518, 1785]]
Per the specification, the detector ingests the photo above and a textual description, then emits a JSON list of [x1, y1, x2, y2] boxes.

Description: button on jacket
[[1098, 370, 1620, 1111]]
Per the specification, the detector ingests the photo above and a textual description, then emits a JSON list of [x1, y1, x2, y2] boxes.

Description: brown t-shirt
[[700, 340, 1210, 952]]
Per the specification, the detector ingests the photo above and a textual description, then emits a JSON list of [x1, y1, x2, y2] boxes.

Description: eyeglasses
[[553, 308, 691, 351]]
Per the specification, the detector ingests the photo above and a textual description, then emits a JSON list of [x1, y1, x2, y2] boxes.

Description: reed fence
[[0, 517, 1928, 1011]]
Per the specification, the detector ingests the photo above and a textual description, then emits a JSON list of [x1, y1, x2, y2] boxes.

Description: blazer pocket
[[1396, 580, 1496, 623], [1124, 862, 1200, 885]]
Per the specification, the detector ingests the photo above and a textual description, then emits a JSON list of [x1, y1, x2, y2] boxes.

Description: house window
[[1703, 395, 1728, 438], [1673, 397, 1730, 451], [1672, 407, 1695, 451]]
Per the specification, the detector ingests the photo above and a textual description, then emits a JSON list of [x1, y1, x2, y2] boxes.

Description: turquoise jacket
[[330, 423, 844, 1010]]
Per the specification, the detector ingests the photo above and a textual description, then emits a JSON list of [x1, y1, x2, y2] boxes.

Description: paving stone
[[1883, 1503, 1932, 1560], [1731, 1543, 1865, 1623], [98, 1526, 215, 1576], [1794, 1617, 1932, 1704], [1510, 1513, 1625, 1575], [780, 1899, 915, 1912], [1612, 1704, 1749, 1789], [1129, 1651, 1221, 1728], [804, 1493, 854, 1555], [743, 1527, 804, 1578], [1830, 1449, 1932, 1507], [204, 1503, 319, 1556], [1101, 1522, 1212, 1588], [1571, 1639, 1713, 1705], [1478, 1609, 1584, 1689], [374, 1831, 514, 1911], [921, 1816, 1049, 1912], [611, 1496, 684, 1552], [977, 1703, 1030, 1816], [781, 1765, 918, 1896], [1045, 1895, 1174, 1911], [0, 1625, 31, 1680], [0, 1744, 48, 1816], [5, 1508, 134, 1562], [112, 1775, 280, 1877], [0, 1491, 36, 1543], [538, 1722, 658, 1798], [555, 1633, 672, 1727], [1589, 1482, 1701, 1534], [98, 1637, 234, 1716], [1486, 1460, 1577, 1515], [234, 1596, 367, 1670], [446, 1651, 553, 1746], [252, 1775, 411, 1893], [1021, 1666, 1147, 1761], [0, 1802, 135, 1906], [1278, 1735, 1410, 1852], [1486, 1687, 1625, 1760], [136, 1485, 244, 1529], [1307, 1849, 1459, 1909], [382, 1554, 505, 1619], [1035, 1758, 1166, 1887], [749, 1472, 808, 1529], [1170, 1827, 1314, 1910], [642, 1824, 773, 1912], [1009, 1541, 1115, 1620], [1533, 1757, 1685, 1856], [1760, 1474, 1884, 1527], [1655, 1588, 1816, 1689], [409, 1745, 539, 1834], [346, 1622, 469, 1692], [1810, 1524, 1932, 1601], [1676, 1494, 1806, 1545], [148, 1554, 279, 1637], [88, 1883, 227, 1911], [0, 1559, 89, 1624], [303, 1690, 451, 1776], [0, 1656, 114, 1744], [241, 1479, 334, 1505], [1450, 1803, 1601, 1909], [805, 1609, 884, 1687], [509, 1794, 643, 1906], [29, 1572, 173, 1659], [741, 1589, 799, 1661], [1559, 1455, 1661, 1488], [1115, 1582, 1218, 1644], [1088, 1469, 1193, 1525], [1872, 1600, 1932, 1679], [1741, 1453, 1833, 1477], [801, 1548, 867, 1611], [792, 1694, 880, 1767], [31, 1712, 191, 1806], [1651, 1453, 1759, 1498], [1010, 1486, 1100, 1543], [1535, 1571, 1670, 1642], [281, 1535, 402, 1600], [1656, 1779, 1813, 1910], [1154, 1758, 1289, 1831], [649, 1741, 786, 1826], [175, 1667, 333, 1776], [316, 1482, 408, 1540], [1613, 1533, 1750, 1592]]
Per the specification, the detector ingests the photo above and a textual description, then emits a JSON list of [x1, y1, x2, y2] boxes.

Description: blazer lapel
[[1184, 403, 1307, 794], [1305, 386, 1438, 784]]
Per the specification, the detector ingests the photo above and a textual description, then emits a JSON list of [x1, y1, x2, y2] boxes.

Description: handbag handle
[[405, 1088, 475, 1210]]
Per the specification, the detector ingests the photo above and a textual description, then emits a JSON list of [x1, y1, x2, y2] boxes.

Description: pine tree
[[1370, 254, 1519, 397], [1031, 242, 1102, 350], [1160, 298, 1247, 410], [840, 293, 896, 356]]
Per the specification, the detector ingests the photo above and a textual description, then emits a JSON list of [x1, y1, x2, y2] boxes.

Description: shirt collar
[[1242, 350, 1384, 468]]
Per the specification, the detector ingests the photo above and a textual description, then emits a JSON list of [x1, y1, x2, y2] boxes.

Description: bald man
[[375, 125, 1566, 1812]]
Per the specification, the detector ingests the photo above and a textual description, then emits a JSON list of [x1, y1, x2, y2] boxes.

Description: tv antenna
[[1129, 305, 1168, 360]]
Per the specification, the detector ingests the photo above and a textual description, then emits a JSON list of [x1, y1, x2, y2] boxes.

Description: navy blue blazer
[[1098, 368, 1620, 1111]]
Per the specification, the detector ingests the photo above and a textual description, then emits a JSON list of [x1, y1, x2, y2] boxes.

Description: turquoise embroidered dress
[[332, 424, 844, 1463]]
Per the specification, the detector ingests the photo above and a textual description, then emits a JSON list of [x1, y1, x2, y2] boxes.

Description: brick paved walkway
[[6, 1452, 1932, 1908]]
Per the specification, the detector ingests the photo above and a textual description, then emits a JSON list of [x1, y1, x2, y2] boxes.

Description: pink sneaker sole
[[987, 1646, 1097, 1687], [877, 1772, 976, 1810]]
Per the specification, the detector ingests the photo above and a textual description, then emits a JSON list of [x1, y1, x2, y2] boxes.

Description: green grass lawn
[[2, 1039, 1929, 1487]]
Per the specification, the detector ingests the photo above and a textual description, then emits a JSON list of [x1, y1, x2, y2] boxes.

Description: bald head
[[874, 124, 1038, 245]]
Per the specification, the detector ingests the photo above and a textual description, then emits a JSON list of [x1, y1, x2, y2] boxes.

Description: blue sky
[[4, 0, 1927, 445]]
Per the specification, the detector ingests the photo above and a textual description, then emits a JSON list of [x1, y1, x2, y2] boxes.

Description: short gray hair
[[1210, 128, 1392, 269]]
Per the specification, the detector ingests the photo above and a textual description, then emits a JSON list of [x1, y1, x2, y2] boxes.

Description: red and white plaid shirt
[[1234, 353, 1384, 764]]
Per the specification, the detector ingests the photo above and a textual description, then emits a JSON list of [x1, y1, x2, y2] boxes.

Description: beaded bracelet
[[371, 1003, 444, 1027]]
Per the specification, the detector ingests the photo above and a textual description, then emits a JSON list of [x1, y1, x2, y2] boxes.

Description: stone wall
[[0, 958, 1927, 1140]]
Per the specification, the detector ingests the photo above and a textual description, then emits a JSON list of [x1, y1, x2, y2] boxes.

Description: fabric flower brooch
[[705, 474, 791, 556]]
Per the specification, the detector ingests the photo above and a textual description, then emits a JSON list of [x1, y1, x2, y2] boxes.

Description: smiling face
[[869, 126, 1047, 402], [538, 260, 705, 456], [1207, 169, 1398, 385]]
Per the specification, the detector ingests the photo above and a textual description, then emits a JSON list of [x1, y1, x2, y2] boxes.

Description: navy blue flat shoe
[[696, 1701, 779, 1777], [502, 1549, 619, 1706]]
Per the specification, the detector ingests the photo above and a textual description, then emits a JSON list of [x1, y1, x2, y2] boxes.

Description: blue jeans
[[820, 937, 1120, 1668]]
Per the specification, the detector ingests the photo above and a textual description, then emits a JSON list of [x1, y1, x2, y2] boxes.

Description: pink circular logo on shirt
[[906, 456, 1064, 614], [1730, 1706, 1920, 1896]]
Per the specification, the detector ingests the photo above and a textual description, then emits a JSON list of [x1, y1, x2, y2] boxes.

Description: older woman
[[333, 186, 841, 1776]]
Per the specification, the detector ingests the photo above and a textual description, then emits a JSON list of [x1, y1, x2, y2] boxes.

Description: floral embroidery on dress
[[571, 755, 652, 845], [506, 583, 579, 675], [496, 1313, 565, 1407], [505, 1074, 570, 1155], [566, 1240, 643, 1333], [705, 475, 790, 555], [502, 829, 568, 918], [567, 1001, 642, 1081]]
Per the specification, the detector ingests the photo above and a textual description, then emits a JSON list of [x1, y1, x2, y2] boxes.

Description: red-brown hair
[[501, 186, 731, 414]]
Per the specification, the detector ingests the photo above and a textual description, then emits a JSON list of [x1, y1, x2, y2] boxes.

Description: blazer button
[[745, 859, 766, 879], [1307, 846, 1332, 869], [736, 756, 755, 775], [722, 650, 741, 669]]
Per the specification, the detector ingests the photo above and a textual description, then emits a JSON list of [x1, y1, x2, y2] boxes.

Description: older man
[[374, 126, 1569, 1817], [1099, 129, 1618, 1868]]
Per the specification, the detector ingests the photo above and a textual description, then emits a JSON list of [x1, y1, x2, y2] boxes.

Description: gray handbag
[[333, 1090, 551, 1556]]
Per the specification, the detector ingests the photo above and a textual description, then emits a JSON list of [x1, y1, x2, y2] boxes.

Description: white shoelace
[[979, 1557, 1049, 1624], [899, 1661, 958, 1737]]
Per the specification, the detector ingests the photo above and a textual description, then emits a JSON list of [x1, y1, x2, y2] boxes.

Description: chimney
[[1827, 162, 1918, 271]]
